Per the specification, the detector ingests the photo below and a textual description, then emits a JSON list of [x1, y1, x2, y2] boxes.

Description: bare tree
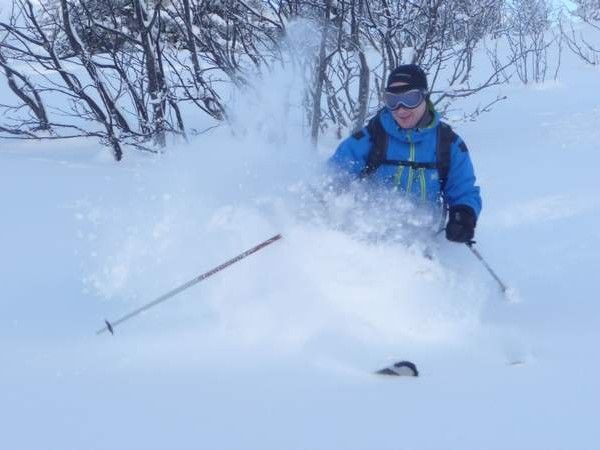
[[504, 0, 552, 84], [0, 0, 555, 157], [561, 0, 600, 65], [0, 45, 50, 132], [309, 0, 332, 144], [0, 0, 188, 158], [305, 0, 517, 136]]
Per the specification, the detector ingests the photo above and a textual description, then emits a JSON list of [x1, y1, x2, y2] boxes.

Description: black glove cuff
[[448, 204, 477, 227], [446, 204, 477, 243]]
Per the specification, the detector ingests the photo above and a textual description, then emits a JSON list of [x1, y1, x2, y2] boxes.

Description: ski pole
[[96, 234, 283, 335], [465, 241, 508, 294]]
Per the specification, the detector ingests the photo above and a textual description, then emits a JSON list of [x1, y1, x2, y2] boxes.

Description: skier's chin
[[396, 115, 417, 128]]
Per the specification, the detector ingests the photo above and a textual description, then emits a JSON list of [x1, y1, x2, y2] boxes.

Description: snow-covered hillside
[[2, 29, 600, 450]]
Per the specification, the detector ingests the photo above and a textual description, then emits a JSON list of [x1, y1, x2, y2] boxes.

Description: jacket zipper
[[419, 168, 427, 201], [406, 130, 415, 194]]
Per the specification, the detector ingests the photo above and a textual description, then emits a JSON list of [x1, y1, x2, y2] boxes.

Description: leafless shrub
[[560, 1, 600, 65], [0, 0, 558, 156], [504, 0, 552, 84]]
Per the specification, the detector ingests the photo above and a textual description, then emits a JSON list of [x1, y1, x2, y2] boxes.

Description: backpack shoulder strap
[[436, 121, 456, 192], [360, 110, 388, 178]]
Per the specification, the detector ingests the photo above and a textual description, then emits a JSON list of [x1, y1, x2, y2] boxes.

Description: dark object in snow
[[96, 234, 283, 336], [508, 360, 526, 366], [375, 360, 419, 377]]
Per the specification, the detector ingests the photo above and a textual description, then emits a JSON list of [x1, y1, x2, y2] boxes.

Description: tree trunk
[[133, 0, 166, 147], [310, 0, 332, 146], [353, 0, 370, 130]]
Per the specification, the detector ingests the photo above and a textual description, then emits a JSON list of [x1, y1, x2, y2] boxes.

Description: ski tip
[[507, 359, 526, 366], [375, 360, 419, 377], [104, 319, 114, 335]]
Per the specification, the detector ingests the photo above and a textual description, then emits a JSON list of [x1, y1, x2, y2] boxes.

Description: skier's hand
[[446, 205, 476, 243]]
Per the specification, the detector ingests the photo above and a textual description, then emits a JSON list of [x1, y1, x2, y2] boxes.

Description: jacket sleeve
[[327, 128, 371, 177], [443, 135, 482, 218]]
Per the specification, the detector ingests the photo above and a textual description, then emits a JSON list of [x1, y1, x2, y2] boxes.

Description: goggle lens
[[383, 90, 425, 110]]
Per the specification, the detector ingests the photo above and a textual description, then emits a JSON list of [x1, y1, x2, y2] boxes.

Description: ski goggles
[[383, 89, 426, 110]]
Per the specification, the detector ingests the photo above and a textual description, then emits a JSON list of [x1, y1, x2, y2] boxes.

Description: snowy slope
[[2, 34, 600, 450]]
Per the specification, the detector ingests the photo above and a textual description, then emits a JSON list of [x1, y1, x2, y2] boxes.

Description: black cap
[[386, 64, 428, 92]]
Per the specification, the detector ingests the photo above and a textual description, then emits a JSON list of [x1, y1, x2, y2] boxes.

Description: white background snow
[[1, 18, 600, 450]]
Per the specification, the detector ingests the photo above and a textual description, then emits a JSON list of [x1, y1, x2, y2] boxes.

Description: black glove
[[446, 205, 476, 243]]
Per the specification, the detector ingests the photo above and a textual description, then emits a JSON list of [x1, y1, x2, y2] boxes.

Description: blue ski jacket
[[328, 108, 482, 218]]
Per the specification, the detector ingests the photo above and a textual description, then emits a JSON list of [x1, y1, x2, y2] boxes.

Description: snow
[[2, 27, 600, 450]]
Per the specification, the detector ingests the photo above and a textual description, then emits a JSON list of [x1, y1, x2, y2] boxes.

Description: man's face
[[388, 82, 427, 129]]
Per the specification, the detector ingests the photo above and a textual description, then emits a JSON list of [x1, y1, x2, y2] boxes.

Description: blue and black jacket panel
[[328, 108, 482, 218]]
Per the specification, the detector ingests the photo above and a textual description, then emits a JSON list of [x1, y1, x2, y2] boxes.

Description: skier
[[329, 64, 482, 243]]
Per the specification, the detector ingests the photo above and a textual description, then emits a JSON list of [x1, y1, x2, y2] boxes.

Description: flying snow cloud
[[78, 22, 489, 362]]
